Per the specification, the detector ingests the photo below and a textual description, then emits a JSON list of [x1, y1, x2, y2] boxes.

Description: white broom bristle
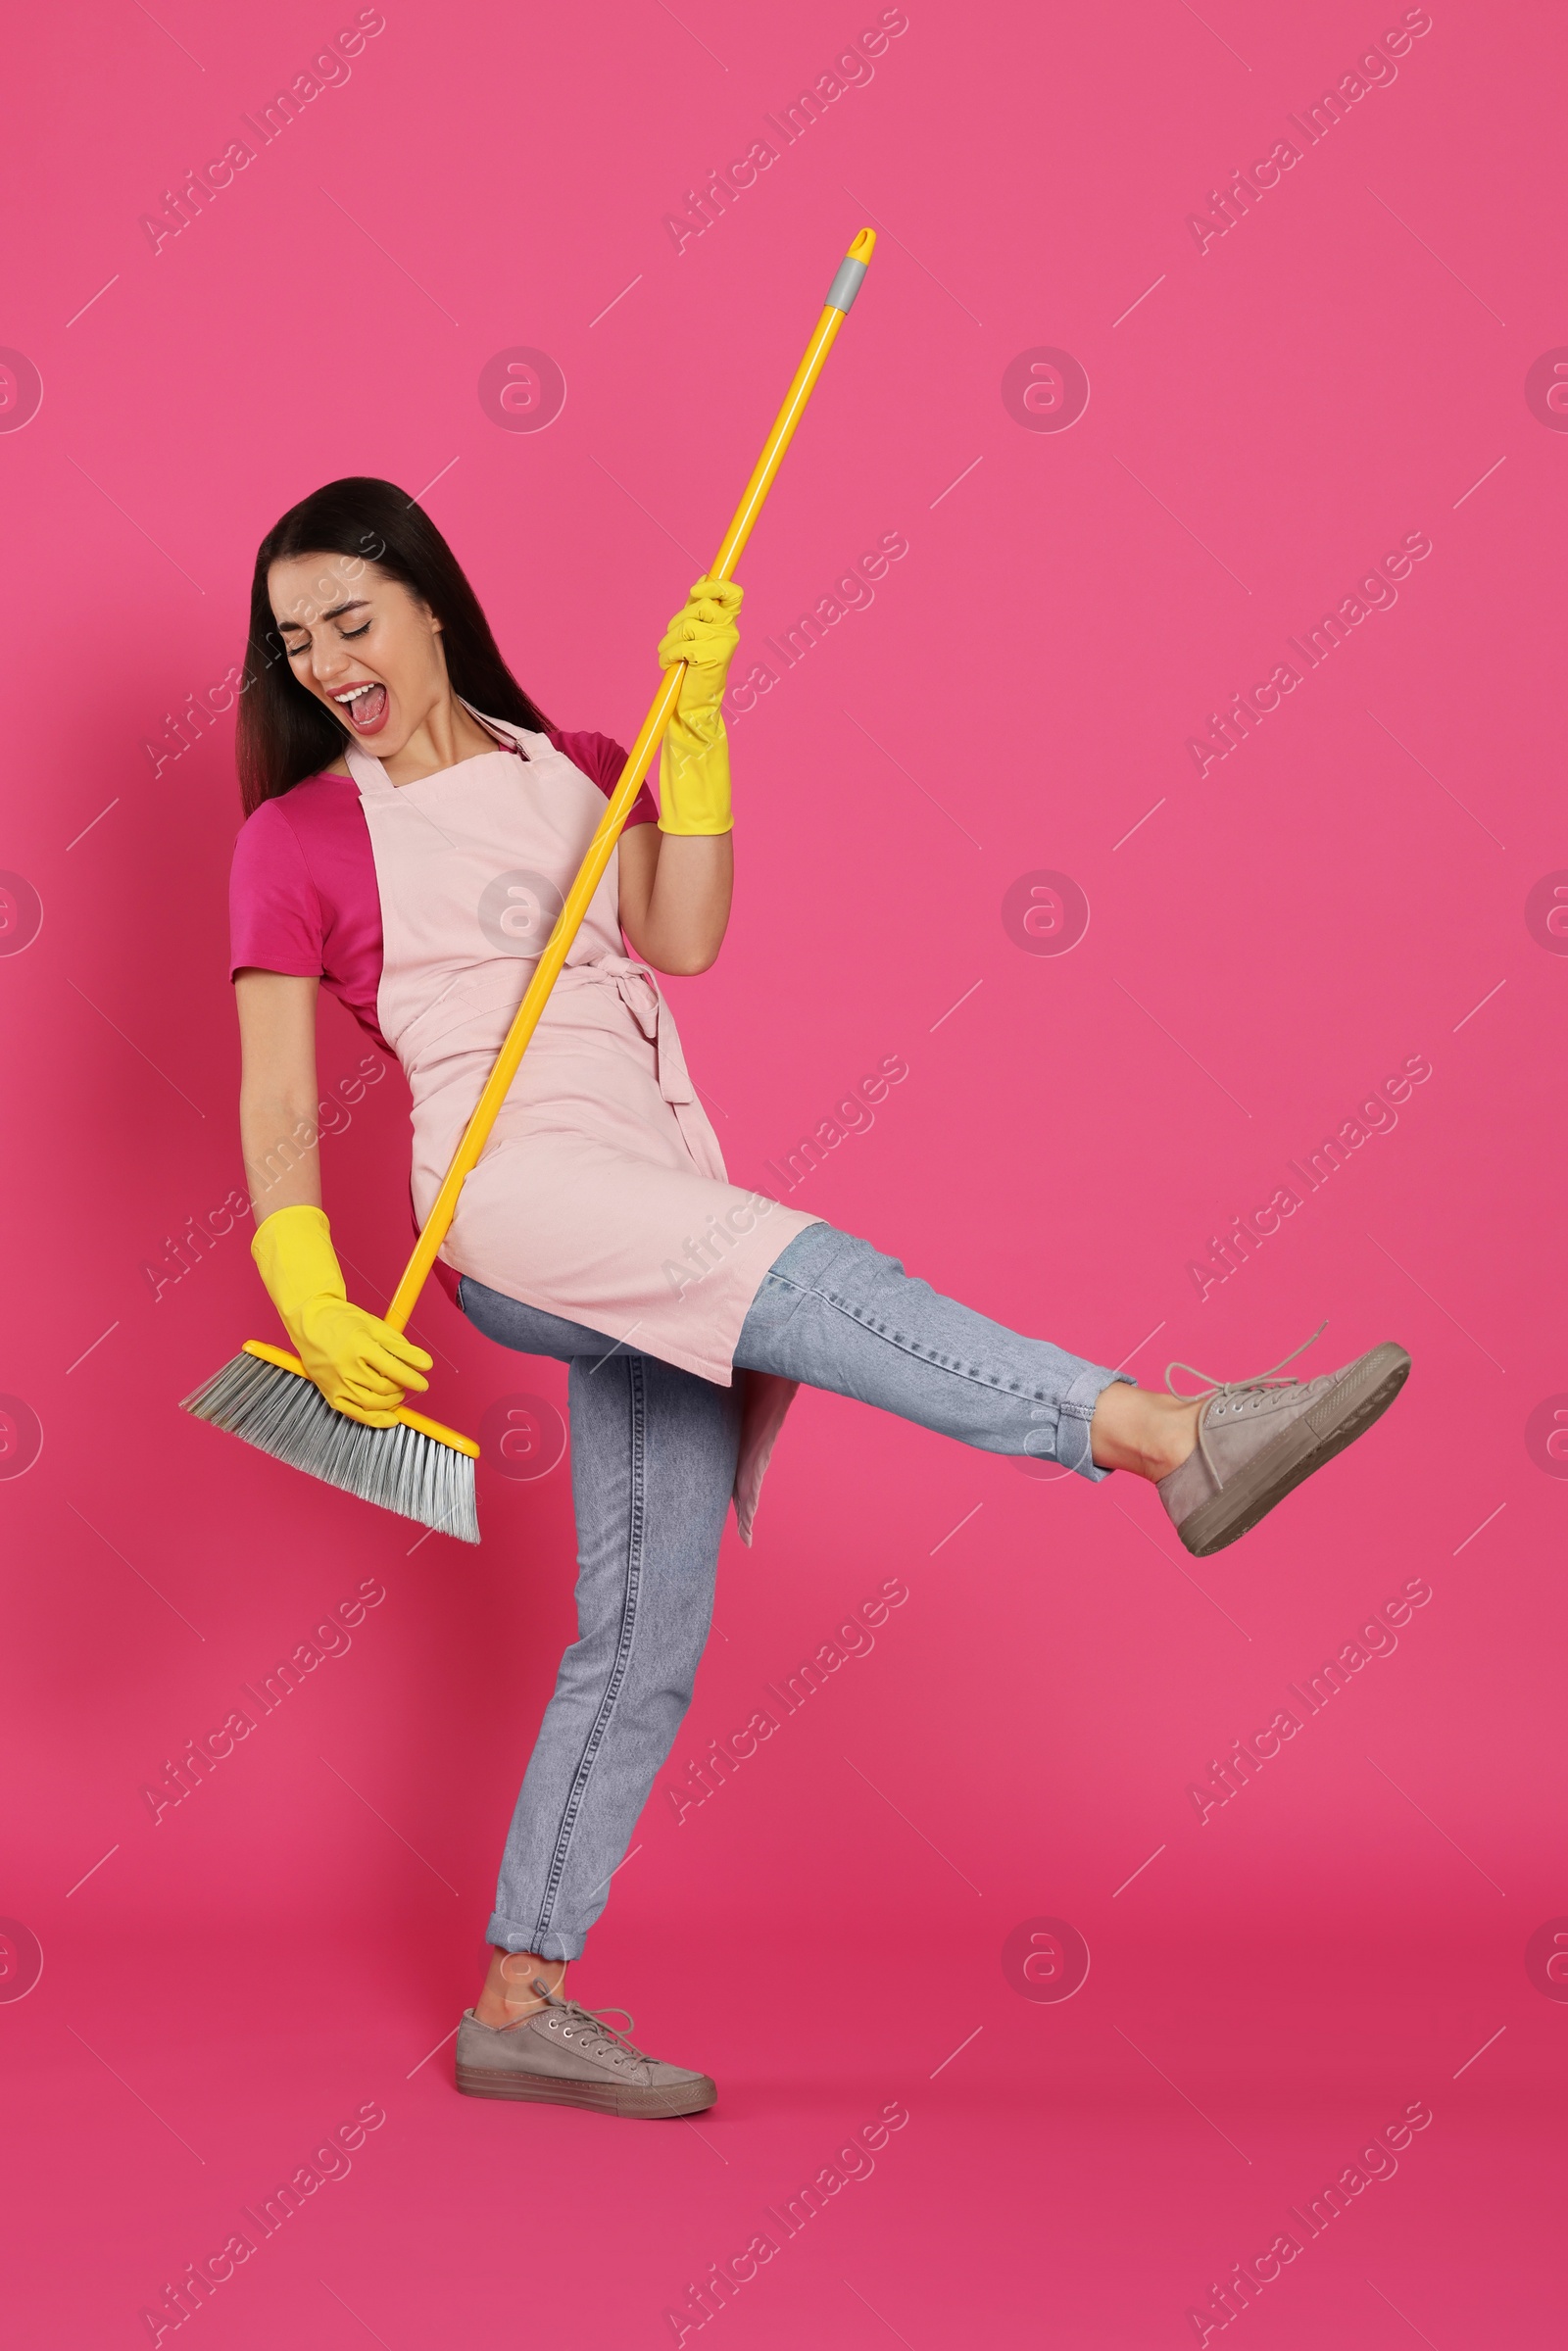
[[180, 1352, 479, 1544]]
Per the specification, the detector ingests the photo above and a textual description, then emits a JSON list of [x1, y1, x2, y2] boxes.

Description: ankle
[[1090, 1387, 1200, 1482], [475, 1948, 564, 2028], [1142, 1396, 1200, 1481]]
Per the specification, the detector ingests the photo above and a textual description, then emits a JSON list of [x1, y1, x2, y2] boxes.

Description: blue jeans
[[458, 1219, 1129, 1961]]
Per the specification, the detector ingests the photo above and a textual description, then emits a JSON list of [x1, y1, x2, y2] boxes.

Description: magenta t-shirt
[[228, 726, 657, 1051]]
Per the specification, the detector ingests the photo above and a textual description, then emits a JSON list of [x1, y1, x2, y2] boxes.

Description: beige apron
[[343, 705, 821, 1541]]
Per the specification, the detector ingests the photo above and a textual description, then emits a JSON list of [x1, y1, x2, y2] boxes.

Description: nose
[[312, 638, 356, 692]]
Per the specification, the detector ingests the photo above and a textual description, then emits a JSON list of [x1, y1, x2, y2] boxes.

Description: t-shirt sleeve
[[547, 727, 660, 828], [228, 799, 325, 980]]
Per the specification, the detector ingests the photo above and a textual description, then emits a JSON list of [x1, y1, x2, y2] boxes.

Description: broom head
[[181, 1341, 480, 1543]]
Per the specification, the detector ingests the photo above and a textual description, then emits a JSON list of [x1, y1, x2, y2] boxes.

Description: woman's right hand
[[252, 1204, 432, 1426]]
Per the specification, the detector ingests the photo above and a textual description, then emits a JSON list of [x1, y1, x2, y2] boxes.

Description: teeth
[[334, 683, 380, 704]]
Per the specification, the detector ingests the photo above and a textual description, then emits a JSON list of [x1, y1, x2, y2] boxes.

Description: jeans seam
[[530, 1352, 647, 1948], [754, 1267, 813, 1329], [808, 1281, 1057, 1404]]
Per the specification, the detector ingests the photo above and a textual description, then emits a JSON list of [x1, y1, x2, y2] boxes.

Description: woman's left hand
[[657, 575, 743, 722], [655, 576, 743, 837]]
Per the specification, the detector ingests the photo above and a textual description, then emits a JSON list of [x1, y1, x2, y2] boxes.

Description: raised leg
[[732, 1221, 1171, 1478]]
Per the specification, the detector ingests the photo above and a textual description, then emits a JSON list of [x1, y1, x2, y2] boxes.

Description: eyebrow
[[276, 598, 368, 634]]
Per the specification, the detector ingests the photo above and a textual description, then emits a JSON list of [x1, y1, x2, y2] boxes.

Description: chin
[[321, 699, 404, 752]]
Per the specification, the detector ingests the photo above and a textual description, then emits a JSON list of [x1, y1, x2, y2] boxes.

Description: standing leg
[[485, 1340, 742, 1963], [453, 1274, 740, 2033]]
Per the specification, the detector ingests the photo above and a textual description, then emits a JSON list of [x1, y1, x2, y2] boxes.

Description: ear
[[401, 579, 440, 632]]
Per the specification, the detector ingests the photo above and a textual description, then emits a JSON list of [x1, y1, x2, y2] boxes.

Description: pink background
[[2, 1, 1563, 2342]]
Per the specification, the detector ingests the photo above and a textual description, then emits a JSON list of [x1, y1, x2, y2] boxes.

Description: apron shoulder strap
[[457, 699, 535, 759]]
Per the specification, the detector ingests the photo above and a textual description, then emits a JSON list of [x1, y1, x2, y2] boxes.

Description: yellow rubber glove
[[655, 574, 743, 835], [251, 1204, 432, 1428]]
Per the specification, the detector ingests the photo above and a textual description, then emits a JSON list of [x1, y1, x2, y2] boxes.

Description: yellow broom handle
[[382, 228, 875, 1334]]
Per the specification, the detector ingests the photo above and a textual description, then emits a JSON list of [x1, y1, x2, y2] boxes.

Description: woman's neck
[[327, 694, 505, 784]]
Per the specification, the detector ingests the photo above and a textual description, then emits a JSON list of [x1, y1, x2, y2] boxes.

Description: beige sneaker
[[1156, 1328, 1411, 1557], [455, 1980, 715, 2119]]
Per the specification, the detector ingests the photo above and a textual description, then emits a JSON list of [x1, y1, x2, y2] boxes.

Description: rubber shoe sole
[[455, 2063, 716, 2118], [1176, 1342, 1411, 1558]]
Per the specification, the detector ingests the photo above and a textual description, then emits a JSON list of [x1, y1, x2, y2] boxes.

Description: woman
[[229, 478, 1410, 2121]]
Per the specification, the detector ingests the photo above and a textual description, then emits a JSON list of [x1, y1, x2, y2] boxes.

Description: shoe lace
[[1163, 1321, 1329, 1486], [530, 1979, 644, 2067]]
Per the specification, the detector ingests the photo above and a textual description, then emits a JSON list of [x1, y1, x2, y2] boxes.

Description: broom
[[182, 228, 878, 1544]]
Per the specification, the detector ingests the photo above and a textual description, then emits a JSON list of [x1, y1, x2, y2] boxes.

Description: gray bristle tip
[[180, 1353, 479, 1543]]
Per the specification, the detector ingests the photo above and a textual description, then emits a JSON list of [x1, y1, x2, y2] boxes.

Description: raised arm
[[616, 828, 733, 976], [616, 575, 742, 977]]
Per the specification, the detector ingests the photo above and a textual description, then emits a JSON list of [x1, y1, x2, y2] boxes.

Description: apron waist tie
[[573, 952, 725, 1182]]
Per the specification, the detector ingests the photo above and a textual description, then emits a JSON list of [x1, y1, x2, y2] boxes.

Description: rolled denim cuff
[[1056, 1364, 1136, 1483], [488, 1909, 583, 1964]]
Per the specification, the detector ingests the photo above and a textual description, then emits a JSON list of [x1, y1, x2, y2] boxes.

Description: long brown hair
[[235, 476, 552, 813]]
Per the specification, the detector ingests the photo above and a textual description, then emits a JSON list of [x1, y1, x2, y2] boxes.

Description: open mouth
[[333, 680, 389, 735]]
